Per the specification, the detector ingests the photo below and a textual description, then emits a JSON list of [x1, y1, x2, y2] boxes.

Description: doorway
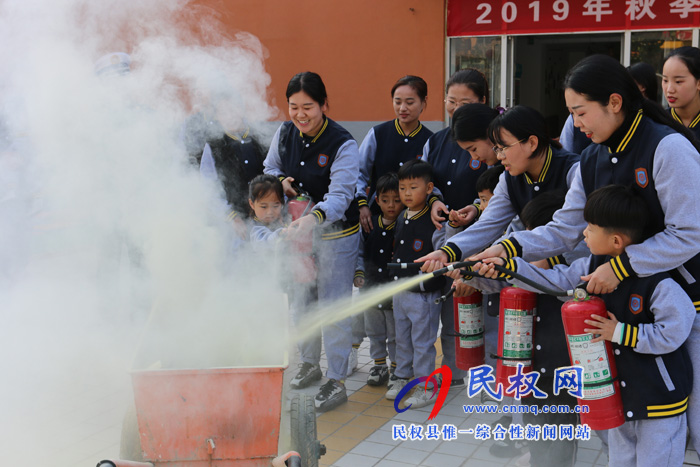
[[512, 34, 621, 136]]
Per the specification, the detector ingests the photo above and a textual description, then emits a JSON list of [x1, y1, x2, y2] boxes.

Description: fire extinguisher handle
[[435, 287, 455, 304]]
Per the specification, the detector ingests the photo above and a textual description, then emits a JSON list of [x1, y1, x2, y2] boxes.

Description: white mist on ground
[[0, 0, 286, 464]]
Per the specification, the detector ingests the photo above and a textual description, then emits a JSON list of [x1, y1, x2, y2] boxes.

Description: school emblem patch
[[413, 239, 423, 252], [470, 159, 482, 170], [629, 294, 643, 314], [318, 154, 329, 167], [635, 168, 648, 188]]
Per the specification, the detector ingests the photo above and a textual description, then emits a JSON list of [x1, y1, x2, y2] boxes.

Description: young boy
[[354, 173, 403, 386], [387, 159, 445, 407], [478, 185, 695, 467], [462, 192, 577, 465]]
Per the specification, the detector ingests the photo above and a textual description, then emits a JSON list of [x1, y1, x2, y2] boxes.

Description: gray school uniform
[[264, 119, 360, 382], [498, 132, 700, 453], [500, 256, 695, 467]]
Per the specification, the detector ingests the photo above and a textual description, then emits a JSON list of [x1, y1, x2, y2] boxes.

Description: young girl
[[263, 71, 359, 412], [356, 75, 433, 233], [457, 53, 700, 458], [247, 174, 286, 246], [663, 46, 700, 140]]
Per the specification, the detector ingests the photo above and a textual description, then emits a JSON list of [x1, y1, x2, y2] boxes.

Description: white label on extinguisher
[[568, 334, 615, 400], [502, 308, 533, 367], [458, 302, 484, 349]]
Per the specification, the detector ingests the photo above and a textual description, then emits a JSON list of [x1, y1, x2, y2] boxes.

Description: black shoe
[[290, 362, 322, 389], [488, 439, 526, 458], [490, 415, 512, 430], [367, 365, 390, 386], [314, 379, 347, 412]]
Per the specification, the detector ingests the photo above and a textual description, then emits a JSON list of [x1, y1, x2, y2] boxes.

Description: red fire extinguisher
[[496, 287, 536, 398], [561, 291, 625, 430], [286, 195, 316, 283], [454, 291, 485, 371]]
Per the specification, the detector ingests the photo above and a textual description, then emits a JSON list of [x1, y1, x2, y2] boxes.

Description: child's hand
[[281, 177, 298, 198], [451, 205, 478, 227], [584, 311, 619, 343], [453, 280, 478, 297], [354, 276, 365, 288], [286, 214, 316, 239], [431, 200, 449, 229]]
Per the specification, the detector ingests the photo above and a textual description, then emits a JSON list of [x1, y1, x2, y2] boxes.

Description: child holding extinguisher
[[475, 185, 695, 467]]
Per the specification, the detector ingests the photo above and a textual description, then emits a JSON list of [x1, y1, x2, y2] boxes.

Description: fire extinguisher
[[286, 194, 316, 283], [496, 287, 536, 398], [561, 290, 625, 430], [454, 291, 485, 371]]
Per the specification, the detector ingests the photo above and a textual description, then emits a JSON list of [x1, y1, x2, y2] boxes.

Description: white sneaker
[[404, 386, 433, 409], [385, 376, 409, 400], [347, 348, 359, 377]]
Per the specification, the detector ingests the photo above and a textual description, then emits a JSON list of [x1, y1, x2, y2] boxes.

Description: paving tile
[[335, 401, 372, 414], [421, 451, 465, 467], [364, 405, 399, 418], [471, 444, 513, 463], [392, 409, 430, 423], [334, 452, 378, 466], [365, 429, 404, 446], [435, 440, 478, 457], [317, 410, 356, 424], [317, 420, 343, 437], [349, 441, 395, 458], [349, 391, 384, 404], [333, 424, 378, 440], [461, 458, 508, 467], [397, 438, 442, 452], [322, 435, 361, 452], [352, 414, 392, 429], [384, 446, 430, 464], [374, 460, 409, 467], [576, 447, 600, 463], [319, 448, 344, 466]]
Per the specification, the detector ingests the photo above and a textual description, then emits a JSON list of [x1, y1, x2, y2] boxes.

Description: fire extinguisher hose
[[387, 261, 585, 299]]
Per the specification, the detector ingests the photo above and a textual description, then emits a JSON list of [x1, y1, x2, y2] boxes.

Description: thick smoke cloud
[[0, 0, 287, 464]]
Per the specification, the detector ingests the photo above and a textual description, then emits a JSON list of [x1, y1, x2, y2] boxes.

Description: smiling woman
[[263, 71, 360, 413], [356, 75, 433, 234]]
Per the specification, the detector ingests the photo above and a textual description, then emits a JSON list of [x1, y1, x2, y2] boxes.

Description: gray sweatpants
[[608, 414, 686, 467], [293, 232, 359, 381], [364, 306, 396, 363], [393, 290, 441, 380]]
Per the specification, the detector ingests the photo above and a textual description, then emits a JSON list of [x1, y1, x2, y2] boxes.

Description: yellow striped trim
[[394, 119, 423, 138], [501, 239, 517, 258], [378, 217, 396, 231], [299, 118, 328, 143], [694, 301, 700, 312], [225, 128, 250, 141], [631, 326, 638, 348], [321, 222, 360, 240], [428, 195, 440, 206], [610, 259, 623, 281], [525, 147, 553, 185], [358, 198, 368, 207], [227, 211, 238, 220], [474, 202, 483, 214], [615, 109, 643, 153], [441, 245, 457, 262], [405, 204, 430, 221], [311, 210, 324, 224], [547, 256, 561, 268], [648, 398, 689, 418], [669, 108, 699, 128], [671, 108, 683, 125], [354, 270, 365, 278], [624, 325, 631, 346]]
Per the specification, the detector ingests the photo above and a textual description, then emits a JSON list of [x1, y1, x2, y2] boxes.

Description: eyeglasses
[[492, 138, 527, 155], [444, 98, 478, 107]]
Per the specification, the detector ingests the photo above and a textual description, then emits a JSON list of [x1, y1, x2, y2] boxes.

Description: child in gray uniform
[[476, 185, 695, 467]]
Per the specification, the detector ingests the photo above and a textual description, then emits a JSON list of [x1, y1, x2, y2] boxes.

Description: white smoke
[[0, 0, 287, 464]]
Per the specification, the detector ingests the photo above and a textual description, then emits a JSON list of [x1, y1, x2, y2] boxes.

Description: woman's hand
[[285, 214, 317, 239], [281, 177, 298, 198], [581, 262, 620, 295], [417, 250, 448, 273], [584, 311, 619, 343], [431, 201, 449, 230], [359, 206, 373, 233], [450, 205, 478, 227], [469, 243, 507, 262], [472, 257, 505, 279], [453, 280, 478, 297]]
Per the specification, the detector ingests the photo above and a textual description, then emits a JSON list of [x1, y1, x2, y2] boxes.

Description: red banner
[[448, 0, 700, 37]]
